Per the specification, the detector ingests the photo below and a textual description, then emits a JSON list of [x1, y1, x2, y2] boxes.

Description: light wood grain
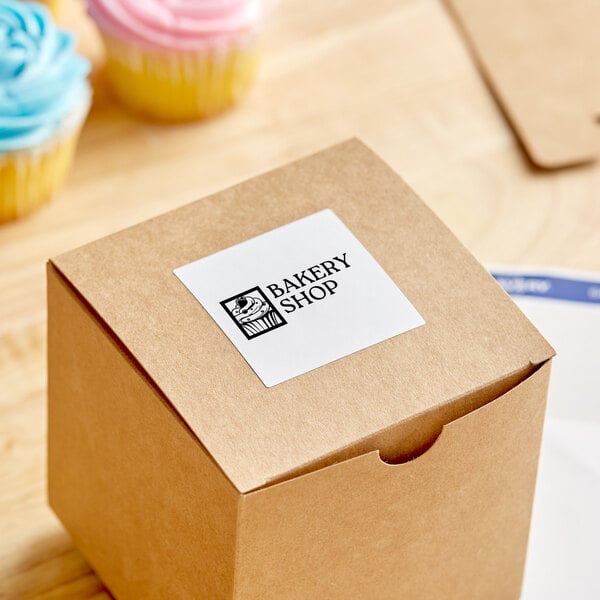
[[1, 0, 599, 598]]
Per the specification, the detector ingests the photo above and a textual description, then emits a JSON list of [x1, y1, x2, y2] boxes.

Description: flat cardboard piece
[[50, 139, 554, 492], [446, 0, 600, 168]]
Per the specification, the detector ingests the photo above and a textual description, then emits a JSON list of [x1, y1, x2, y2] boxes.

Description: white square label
[[174, 209, 425, 387]]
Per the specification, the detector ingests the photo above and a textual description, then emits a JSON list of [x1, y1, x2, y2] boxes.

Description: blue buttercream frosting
[[0, 0, 91, 153]]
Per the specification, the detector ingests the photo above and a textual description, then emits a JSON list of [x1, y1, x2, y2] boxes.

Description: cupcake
[[87, 0, 267, 121], [232, 293, 283, 336], [0, 1, 91, 222]]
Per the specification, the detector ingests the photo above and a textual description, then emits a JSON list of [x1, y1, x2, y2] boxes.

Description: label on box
[[174, 209, 424, 387]]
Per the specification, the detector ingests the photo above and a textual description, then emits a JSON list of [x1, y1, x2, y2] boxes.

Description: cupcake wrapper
[[0, 99, 90, 223], [42, 0, 62, 18], [241, 310, 283, 336], [101, 32, 261, 121]]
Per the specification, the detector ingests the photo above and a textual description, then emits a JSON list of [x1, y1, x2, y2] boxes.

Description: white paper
[[175, 210, 425, 387], [491, 267, 600, 600]]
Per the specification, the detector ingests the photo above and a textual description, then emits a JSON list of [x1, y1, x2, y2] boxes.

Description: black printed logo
[[220, 286, 287, 340]]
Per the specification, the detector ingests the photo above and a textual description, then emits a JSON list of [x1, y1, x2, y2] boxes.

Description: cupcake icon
[[221, 287, 286, 339]]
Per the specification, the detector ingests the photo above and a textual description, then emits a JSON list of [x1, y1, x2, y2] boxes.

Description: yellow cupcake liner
[[102, 35, 261, 121], [43, 0, 62, 19], [0, 129, 81, 223]]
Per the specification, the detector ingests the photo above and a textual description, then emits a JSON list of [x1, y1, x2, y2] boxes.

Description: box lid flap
[[51, 139, 554, 493]]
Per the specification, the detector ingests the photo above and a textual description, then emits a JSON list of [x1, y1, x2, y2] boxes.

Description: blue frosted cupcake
[[0, 0, 91, 221]]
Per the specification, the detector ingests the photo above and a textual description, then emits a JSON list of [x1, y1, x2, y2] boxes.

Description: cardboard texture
[[48, 139, 555, 599], [446, 0, 600, 169]]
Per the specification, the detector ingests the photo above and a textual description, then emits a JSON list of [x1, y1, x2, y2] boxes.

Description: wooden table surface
[[1, 0, 599, 598]]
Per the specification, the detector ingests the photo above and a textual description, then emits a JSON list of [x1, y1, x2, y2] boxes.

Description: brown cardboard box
[[47, 139, 554, 599]]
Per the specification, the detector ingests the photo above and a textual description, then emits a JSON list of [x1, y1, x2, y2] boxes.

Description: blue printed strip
[[491, 272, 600, 305]]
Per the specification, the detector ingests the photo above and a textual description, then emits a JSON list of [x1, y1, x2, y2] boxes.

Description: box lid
[[51, 139, 554, 493]]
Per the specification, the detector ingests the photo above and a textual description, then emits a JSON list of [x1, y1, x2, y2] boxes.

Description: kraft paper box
[[47, 139, 554, 599]]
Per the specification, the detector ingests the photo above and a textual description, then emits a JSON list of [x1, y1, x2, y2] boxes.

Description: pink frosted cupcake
[[87, 0, 269, 121]]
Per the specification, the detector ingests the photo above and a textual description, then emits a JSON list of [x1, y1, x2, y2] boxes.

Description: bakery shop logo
[[221, 287, 287, 340], [221, 253, 351, 340]]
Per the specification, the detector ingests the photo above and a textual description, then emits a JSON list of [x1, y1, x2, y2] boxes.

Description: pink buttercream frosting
[[87, 0, 264, 50]]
